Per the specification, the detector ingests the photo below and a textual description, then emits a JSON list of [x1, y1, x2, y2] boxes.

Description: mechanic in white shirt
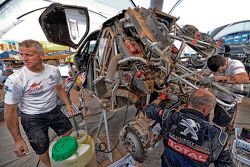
[[199, 54, 249, 128], [4, 39, 75, 167]]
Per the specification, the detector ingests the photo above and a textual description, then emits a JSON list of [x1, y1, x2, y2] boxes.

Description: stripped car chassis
[[86, 7, 236, 112], [85, 7, 238, 162], [39, 4, 239, 163]]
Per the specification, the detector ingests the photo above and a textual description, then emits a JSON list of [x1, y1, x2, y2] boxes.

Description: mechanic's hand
[[198, 69, 212, 77], [66, 104, 75, 117], [159, 92, 168, 101], [14, 139, 29, 157], [199, 76, 215, 85]]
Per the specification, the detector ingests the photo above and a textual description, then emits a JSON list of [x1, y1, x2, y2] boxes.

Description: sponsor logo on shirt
[[4, 86, 12, 92], [28, 83, 43, 93], [167, 138, 209, 163], [49, 75, 57, 85], [180, 119, 200, 141], [169, 133, 210, 154]]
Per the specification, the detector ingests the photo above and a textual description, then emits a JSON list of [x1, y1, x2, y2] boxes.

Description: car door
[[38, 1, 136, 50], [39, 3, 90, 49]]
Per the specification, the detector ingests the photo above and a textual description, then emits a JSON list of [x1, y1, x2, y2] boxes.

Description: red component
[[136, 70, 145, 79], [132, 41, 142, 54], [214, 38, 224, 48], [125, 40, 137, 54], [191, 31, 201, 46], [194, 31, 202, 39], [125, 39, 142, 54], [171, 46, 178, 54], [159, 92, 168, 101]]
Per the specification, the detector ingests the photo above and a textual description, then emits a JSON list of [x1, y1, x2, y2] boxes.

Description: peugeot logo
[[180, 119, 200, 140]]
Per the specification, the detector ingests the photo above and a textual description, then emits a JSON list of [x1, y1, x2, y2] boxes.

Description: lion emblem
[[180, 119, 200, 140]]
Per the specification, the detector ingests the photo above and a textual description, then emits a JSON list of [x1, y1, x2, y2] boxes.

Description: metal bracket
[[95, 109, 113, 162]]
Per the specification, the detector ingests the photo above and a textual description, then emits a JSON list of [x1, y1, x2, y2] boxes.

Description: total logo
[[168, 138, 208, 163]]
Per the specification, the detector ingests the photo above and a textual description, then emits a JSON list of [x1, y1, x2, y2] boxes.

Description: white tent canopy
[[1, 0, 250, 40], [0, 0, 135, 41]]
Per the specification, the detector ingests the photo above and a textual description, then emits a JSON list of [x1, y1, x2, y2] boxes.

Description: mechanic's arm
[[55, 84, 74, 116], [214, 72, 249, 84], [145, 98, 164, 124], [214, 145, 235, 167], [4, 104, 28, 156], [200, 69, 213, 77]]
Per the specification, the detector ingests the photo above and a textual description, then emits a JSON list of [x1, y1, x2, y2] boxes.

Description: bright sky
[[134, 0, 250, 33]]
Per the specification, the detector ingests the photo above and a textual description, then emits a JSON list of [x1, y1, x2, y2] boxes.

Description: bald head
[[189, 88, 216, 115]]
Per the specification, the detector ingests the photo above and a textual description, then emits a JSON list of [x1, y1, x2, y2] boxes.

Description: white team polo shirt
[[4, 64, 63, 114], [214, 58, 246, 103]]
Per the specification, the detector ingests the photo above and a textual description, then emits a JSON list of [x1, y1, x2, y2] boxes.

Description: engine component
[[119, 116, 154, 163], [181, 24, 199, 38]]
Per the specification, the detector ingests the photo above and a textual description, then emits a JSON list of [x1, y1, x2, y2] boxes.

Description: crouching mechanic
[[146, 88, 234, 167], [4, 39, 75, 167], [199, 54, 249, 128]]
